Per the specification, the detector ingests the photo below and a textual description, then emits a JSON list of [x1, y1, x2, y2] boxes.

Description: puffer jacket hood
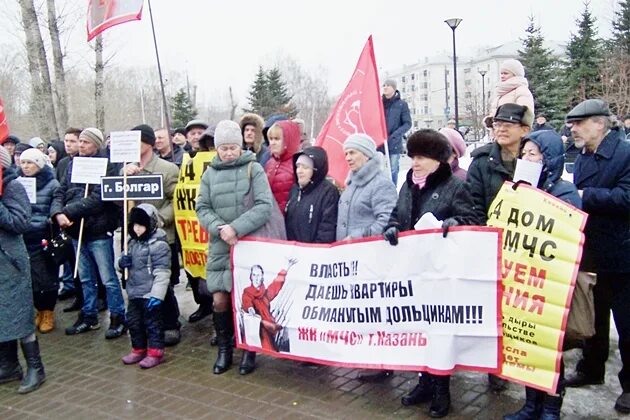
[[240, 113, 265, 153], [292, 146, 328, 193], [271, 120, 301, 161], [522, 130, 565, 191], [129, 203, 161, 241]]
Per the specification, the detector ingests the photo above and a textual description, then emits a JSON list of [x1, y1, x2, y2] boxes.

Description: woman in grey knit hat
[[196, 120, 274, 376]]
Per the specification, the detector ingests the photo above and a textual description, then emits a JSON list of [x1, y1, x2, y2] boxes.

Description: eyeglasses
[[492, 121, 520, 129]]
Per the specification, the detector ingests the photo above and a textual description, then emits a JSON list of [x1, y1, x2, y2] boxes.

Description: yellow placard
[[487, 182, 587, 392], [174, 151, 216, 279]]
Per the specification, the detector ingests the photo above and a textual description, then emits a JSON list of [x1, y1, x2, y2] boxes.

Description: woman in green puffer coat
[[196, 120, 273, 377]]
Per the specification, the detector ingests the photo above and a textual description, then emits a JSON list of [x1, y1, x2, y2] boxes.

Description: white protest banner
[[16, 177, 36, 204], [232, 228, 502, 373], [109, 131, 141, 163], [71, 157, 108, 184]]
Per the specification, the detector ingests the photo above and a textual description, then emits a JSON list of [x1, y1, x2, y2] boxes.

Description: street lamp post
[[444, 18, 462, 130], [478, 69, 487, 115]]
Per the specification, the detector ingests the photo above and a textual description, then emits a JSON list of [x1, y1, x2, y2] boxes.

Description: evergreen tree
[[565, 2, 602, 104], [245, 66, 297, 118], [612, 0, 630, 54], [170, 88, 197, 128], [246, 66, 270, 116], [266, 67, 296, 117], [599, 1, 630, 116], [518, 17, 568, 125]]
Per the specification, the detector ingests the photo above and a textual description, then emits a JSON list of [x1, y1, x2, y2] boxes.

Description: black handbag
[[43, 230, 74, 266]]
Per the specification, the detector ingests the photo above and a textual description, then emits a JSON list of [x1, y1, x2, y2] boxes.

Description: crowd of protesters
[[0, 58, 629, 419]]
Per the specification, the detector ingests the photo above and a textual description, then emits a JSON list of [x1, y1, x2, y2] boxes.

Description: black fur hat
[[406, 129, 452, 163]]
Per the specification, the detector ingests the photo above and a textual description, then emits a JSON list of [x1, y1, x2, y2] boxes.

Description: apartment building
[[384, 41, 522, 132]]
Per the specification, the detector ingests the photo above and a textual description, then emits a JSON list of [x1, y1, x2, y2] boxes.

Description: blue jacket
[[118, 204, 171, 300], [18, 166, 60, 250], [574, 127, 630, 272], [524, 130, 582, 209], [382, 91, 411, 155]]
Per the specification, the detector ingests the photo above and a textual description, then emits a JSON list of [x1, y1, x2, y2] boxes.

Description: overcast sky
[[1, 0, 619, 106]]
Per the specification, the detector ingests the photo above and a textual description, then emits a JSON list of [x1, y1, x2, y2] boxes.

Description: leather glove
[[383, 226, 399, 246], [146, 297, 162, 310], [442, 218, 459, 238], [119, 255, 132, 269]]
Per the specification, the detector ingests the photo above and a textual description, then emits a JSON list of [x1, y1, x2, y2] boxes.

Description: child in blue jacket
[[118, 204, 171, 369]]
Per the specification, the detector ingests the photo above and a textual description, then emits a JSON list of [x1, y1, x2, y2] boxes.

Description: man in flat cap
[[564, 99, 630, 414], [184, 119, 208, 154]]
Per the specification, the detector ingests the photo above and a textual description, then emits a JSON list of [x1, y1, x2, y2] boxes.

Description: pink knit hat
[[439, 128, 466, 159]]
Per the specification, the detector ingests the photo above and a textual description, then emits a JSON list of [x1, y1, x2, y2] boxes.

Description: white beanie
[[19, 148, 48, 169], [500, 59, 525, 78], [343, 133, 377, 159], [214, 120, 243, 148]]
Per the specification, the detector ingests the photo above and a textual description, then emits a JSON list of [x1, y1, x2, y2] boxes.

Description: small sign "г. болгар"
[[101, 174, 163, 201]]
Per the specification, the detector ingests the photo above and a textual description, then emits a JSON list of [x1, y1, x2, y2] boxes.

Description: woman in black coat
[[18, 148, 60, 333], [285, 146, 339, 243], [384, 129, 478, 419]]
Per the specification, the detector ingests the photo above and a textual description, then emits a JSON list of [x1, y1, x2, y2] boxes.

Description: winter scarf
[[495, 77, 529, 98]]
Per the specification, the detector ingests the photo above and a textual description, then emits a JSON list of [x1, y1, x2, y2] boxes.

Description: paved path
[[0, 280, 624, 419]]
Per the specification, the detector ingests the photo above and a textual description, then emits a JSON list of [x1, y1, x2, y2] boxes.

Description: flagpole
[[147, 0, 175, 162], [140, 87, 146, 124]]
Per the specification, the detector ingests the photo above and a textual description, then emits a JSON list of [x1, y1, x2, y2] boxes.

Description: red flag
[[0, 97, 9, 145], [315, 36, 387, 186], [87, 0, 144, 41]]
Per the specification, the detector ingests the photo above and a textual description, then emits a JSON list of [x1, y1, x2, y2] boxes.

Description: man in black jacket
[[466, 103, 533, 393], [563, 99, 630, 414], [154, 127, 184, 166], [532, 114, 555, 132], [467, 104, 533, 224], [381, 79, 411, 184], [56, 127, 108, 312], [51, 128, 126, 339]]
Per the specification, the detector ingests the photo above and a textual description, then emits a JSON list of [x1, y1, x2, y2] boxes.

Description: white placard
[[71, 157, 108, 184], [109, 131, 141, 163], [513, 158, 543, 187], [16, 177, 36, 204]]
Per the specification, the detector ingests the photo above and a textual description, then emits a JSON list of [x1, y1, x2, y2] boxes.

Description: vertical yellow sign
[[174, 151, 216, 279], [487, 182, 587, 392]]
